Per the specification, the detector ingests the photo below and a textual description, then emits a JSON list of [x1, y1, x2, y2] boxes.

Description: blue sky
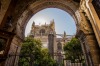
[[25, 8, 76, 37]]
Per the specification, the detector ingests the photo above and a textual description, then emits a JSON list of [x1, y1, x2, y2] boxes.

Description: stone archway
[[16, 0, 79, 39], [3, 0, 80, 66], [0, 0, 100, 66], [15, 1, 99, 66], [76, 9, 100, 66]]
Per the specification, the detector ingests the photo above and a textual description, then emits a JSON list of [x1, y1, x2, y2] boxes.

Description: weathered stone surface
[[0, 0, 11, 24]]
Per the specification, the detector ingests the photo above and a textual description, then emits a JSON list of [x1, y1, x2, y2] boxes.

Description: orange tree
[[63, 38, 84, 63], [18, 37, 57, 66]]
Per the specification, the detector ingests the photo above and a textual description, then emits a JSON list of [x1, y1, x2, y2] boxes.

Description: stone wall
[[4, 36, 22, 66]]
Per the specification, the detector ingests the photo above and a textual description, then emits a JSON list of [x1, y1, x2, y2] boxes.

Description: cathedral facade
[[29, 20, 71, 65], [29, 20, 56, 56]]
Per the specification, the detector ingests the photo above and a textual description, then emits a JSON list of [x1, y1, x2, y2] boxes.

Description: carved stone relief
[[78, 10, 93, 34]]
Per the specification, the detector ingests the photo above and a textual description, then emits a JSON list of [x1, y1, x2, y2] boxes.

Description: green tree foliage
[[18, 37, 57, 66], [63, 38, 84, 63]]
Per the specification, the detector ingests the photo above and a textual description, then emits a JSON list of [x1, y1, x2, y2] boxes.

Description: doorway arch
[[16, 0, 79, 39], [2, 0, 99, 66]]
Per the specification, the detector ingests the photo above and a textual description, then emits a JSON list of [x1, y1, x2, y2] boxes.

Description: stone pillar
[[0, 30, 15, 66], [48, 34, 54, 58], [85, 34, 100, 66], [78, 32, 91, 66], [54, 34, 57, 60], [4, 35, 23, 66], [78, 31, 100, 66], [77, 10, 100, 66]]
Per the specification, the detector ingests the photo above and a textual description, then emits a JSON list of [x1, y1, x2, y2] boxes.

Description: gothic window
[[57, 42, 62, 51], [39, 29, 45, 35], [92, 0, 100, 19]]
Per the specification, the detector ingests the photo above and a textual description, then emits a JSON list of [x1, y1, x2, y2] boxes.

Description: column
[[78, 11, 100, 66]]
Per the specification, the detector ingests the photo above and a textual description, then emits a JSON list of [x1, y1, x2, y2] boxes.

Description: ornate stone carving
[[49, 20, 55, 31], [78, 10, 93, 34], [75, 10, 82, 23]]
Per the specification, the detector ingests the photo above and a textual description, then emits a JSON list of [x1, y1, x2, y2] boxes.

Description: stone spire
[[32, 21, 35, 28], [63, 31, 66, 38], [30, 21, 35, 36], [50, 19, 55, 31], [63, 31, 66, 43]]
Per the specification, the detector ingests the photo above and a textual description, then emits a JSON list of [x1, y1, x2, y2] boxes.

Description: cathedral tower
[[30, 20, 56, 51]]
